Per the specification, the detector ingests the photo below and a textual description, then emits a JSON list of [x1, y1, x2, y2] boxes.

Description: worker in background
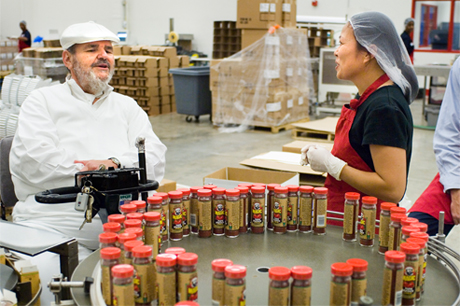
[[9, 21, 167, 257], [401, 17, 415, 63], [300, 12, 418, 224], [7, 20, 31, 52], [408, 57, 460, 236]]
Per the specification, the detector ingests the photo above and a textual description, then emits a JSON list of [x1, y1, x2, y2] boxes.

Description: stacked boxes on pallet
[[14, 47, 67, 82], [212, 21, 241, 59], [304, 27, 334, 58], [0, 40, 18, 72]]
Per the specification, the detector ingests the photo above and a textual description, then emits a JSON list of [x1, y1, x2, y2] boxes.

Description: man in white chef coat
[[9, 21, 167, 254]]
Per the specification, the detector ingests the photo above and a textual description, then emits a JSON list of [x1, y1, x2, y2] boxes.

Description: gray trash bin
[[169, 66, 212, 122]]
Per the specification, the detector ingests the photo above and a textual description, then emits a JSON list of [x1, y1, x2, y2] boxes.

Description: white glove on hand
[[300, 144, 315, 166], [306, 145, 347, 181]]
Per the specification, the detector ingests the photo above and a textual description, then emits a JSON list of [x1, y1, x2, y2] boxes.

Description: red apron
[[18, 39, 29, 52], [325, 74, 390, 226]]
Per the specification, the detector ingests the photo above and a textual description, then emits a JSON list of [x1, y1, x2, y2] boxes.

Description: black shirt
[[22, 30, 31, 47], [401, 31, 414, 56], [349, 85, 413, 174]]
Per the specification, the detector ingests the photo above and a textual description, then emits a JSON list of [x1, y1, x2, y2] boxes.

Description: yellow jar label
[[269, 286, 289, 306], [287, 196, 298, 225], [170, 203, 183, 233], [178, 271, 198, 302], [183, 199, 190, 230], [145, 225, 161, 259], [157, 270, 176, 305], [299, 197, 312, 226], [101, 265, 112, 305], [359, 207, 376, 240], [315, 199, 327, 228], [382, 266, 404, 306], [161, 204, 168, 235], [351, 278, 367, 302], [213, 199, 226, 229], [343, 203, 355, 235], [226, 200, 240, 231], [379, 215, 391, 248], [291, 285, 311, 305], [330, 281, 349, 306], [224, 283, 246, 306], [251, 199, 265, 227], [199, 200, 212, 231], [388, 226, 397, 251], [113, 281, 134, 306], [239, 198, 246, 228], [212, 277, 225, 306], [416, 254, 423, 295], [190, 198, 199, 226], [133, 262, 156, 303], [273, 198, 287, 227], [402, 259, 418, 300]]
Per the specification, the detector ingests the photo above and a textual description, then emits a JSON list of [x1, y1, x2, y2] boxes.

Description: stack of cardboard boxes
[[110, 46, 190, 116], [212, 21, 241, 59], [0, 40, 18, 72], [15, 47, 67, 82]]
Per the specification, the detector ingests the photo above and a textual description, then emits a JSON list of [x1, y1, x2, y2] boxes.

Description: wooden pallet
[[291, 117, 338, 142], [292, 128, 335, 142], [215, 118, 310, 134]]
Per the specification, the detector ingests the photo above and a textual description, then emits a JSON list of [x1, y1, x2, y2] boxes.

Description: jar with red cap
[[144, 211, 161, 258], [99, 232, 118, 249], [406, 237, 426, 301], [224, 265, 246, 306], [299, 186, 314, 233], [411, 222, 428, 233], [400, 242, 420, 305], [126, 212, 144, 223], [132, 245, 156, 304], [343, 192, 360, 242], [379, 202, 397, 254], [382, 250, 406, 306], [177, 188, 191, 236], [391, 206, 407, 215], [130, 200, 146, 213], [267, 183, 280, 231], [313, 187, 328, 235], [238, 183, 253, 229], [251, 186, 266, 234], [156, 253, 177, 305], [124, 218, 142, 229], [212, 187, 226, 236], [211, 259, 233, 306], [175, 302, 199, 306], [268, 266, 291, 306], [120, 203, 137, 215], [189, 186, 201, 234], [103, 222, 121, 234], [112, 264, 135, 306], [235, 186, 249, 233], [177, 253, 198, 302], [123, 240, 144, 265], [117, 232, 136, 263], [100, 247, 121, 305], [401, 217, 418, 228], [125, 227, 143, 242], [401, 226, 420, 245], [290, 265, 313, 306], [225, 189, 240, 238], [409, 232, 428, 297], [165, 247, 186, 256], [169, 190, 184, 241], [108, 214, 125, 233], [346, 258, 368, 303], [389, 213, 407, 251], [204, 184, 217, 190], [147, 195, 162, 212], [198, 189, 212, 238], [286, 185, 299, 232], [359, 196, 377, 247], [273, 186, 288, 234], [156, 192, 170, 242], [330, 262, 353, 306]]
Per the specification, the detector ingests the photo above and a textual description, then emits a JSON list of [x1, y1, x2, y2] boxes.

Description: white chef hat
[[60, 21, 119, 50]]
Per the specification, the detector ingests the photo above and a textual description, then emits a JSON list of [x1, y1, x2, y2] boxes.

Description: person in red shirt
[[8, 20, 31, 52]]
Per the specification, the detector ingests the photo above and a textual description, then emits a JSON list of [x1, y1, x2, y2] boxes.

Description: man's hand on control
[[75, 159, 118, 172], [450, 189, 460, 225]]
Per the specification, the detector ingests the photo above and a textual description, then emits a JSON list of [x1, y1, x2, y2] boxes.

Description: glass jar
[[156, 192, 170, 243], [100, 247, 121, 306], [401, 217, 419, 228], [165, 247, 186, 256], [286, 185, 299, 232], [123, 240, 144, 266], [299, 186, 314, 233], [124, 227, 143, 242], [108, 214, 126, 233], [144, 211, 161, 259], [412, 222, 428, 233], [99, 232, 117, 249], [343, 192, 360, 242], [330, 262, 353, 306], [378, 202, 397, 254], [268, 266, 291, 306], [224, 265, 246, 306], [406, 237, 426, 301], [212, 259, 233, 306], [346, 258, 368, 304], [225, 189, 240, 238], [177, 188, 191, 236], [126, 212, 144, 223], [103, 222, 121, 235], [388, 213, 407, 251], [313, 187, 328, 235], [130, 200, 146, 213], [111, 264, 135, 306], [132, 245, 156, 304], [409, 232, 429, 297], [124, 218, 142, 229], [147, 195, 162, 212], [235, 186, 249, 233], [290, 266, 313, 306], [250, 186, 266, 234], [198, 189, 212, 238], [401, 226, 420, 245], [177, 253, 199, 302], [400, 242, 421, 306], [169, 190, 184, 241], [381, 250, 406, 306], [359, 196, 377, 247], [273, 186, 289, 234], [212, 187, 226, 236], [120, 203, 137, 216], [266, 183, 281, 231], [238, 183, 253, 231], [190, 186, 201, 234], [156, 253, 177, 306], [117, 232, 136, 264]]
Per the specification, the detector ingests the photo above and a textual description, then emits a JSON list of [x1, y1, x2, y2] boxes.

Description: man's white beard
[[72, 59, 114, 95]]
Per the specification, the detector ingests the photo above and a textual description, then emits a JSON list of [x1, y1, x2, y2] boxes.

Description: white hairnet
[[60, 21, 119, 50], [404, 18, 415, 27], [20, 20, 26, 26], [350, 12, 418, 103]]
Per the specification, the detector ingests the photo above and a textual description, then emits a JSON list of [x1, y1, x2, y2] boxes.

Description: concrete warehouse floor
[[150, 98, 438, 207]]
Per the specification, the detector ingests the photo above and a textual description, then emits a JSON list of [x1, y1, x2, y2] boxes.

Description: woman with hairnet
[[300, 11, 418, 224], [401, 17, 415, 63]]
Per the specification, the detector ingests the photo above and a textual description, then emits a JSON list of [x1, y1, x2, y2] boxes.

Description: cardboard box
[[282, 0, 297, 27], [241, 29, 268, 49], [179, 55, 190, 67], [147, 46, 177, 58], [282, 140, 334, 154], [122, 46, 132, 55], [204, 166, 299, 189], [157, 179, 177, 193], [169, 56, 180, 68], [237, 0, 282, 29]]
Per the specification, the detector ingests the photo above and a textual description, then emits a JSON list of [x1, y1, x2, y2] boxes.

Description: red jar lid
[[344, 192, 360, 200], [178, 253, 198, 265], [124, 219, 142, 228], [401, 217, 419, 227], [299, 186, 314, 193], [391, 213, 407, 222], [402, 225, 420, 236], [124, 240, 144, 252], [203, 184, 217, 190], [238, 183, 252, 188], [177, 188, 191, 196], [269, 266, 291, 281], [99, 232, 117, 244], [197, 189, 212, 197], [390, 206, 407, 215], [267, 183, 281, 191], [252, 183, 266, 189], [126, 212, 144, 221], [120, 203, 137, 213], [313, 187, 328, 194], [385, 250, 406, 263], [212, 188, 226, 195], [156, 253, 177, 267], [235, 186, 249, 193], [406, 237, 426, 249], [165, 247, 186, 256], [168, 191, 183, 199], [175, 302, 199, 306], [103, 222, 121, 233], [286, 185, 299, 192], [112, 264, 134, 278], [190, 186, 202, 193], [212, 259, 234, 272], [117, 232, 136, 244], [409, 232, 429, 242], [381, 202, 397, 210], [274, 186, 289, 193], [225, 265, 247, 278], [147, 196, 162, 204], [362, 196, 377, 205], [346, 258, 368, 272], [144, 211, 161, 221], [251, 186, 265, 194], [412, 222, 428, 233], [130, 200, 146, 209], [108, 214, 125, 224], [100, 247, 121, 259], [331, 262, 353, 276], [400, 242, 420, 254], [290, 266, 313, 279], [155, 192, 169, 200], [125, 227, 143, 238], [226, 189, 240, 197], [132, 245, 152, 258]]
